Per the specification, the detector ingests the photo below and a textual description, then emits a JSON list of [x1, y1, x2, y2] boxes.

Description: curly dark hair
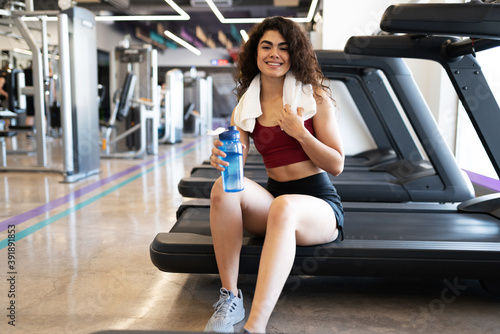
[[235, 16, 330, 102]]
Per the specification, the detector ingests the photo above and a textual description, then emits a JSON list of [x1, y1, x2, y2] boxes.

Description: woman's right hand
[[210, 139, 228, 171]]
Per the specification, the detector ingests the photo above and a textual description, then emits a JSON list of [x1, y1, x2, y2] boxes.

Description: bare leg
[[210, 177, 274, 295], [244, 195, 338, 333]]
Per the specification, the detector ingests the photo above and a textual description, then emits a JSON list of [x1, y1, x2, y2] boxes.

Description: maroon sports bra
[[252, 118, 315, 169]]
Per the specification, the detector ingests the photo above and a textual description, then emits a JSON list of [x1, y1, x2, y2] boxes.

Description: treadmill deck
[[151, 201, 500, 279]]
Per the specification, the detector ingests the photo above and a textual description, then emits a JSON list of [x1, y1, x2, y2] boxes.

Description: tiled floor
[[0, 134, 499, 334]]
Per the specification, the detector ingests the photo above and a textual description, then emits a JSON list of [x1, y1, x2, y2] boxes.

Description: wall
[[322, 0, 395, 50], [319, 0, 403, 154]]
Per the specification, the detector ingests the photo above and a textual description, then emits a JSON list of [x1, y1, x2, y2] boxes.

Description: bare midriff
[[265, 159, 323, 182]]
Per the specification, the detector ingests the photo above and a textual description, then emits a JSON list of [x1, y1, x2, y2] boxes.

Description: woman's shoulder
[[313, 87, 334, 107]]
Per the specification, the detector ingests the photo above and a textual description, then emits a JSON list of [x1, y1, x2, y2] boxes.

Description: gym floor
[[0, 134, 499, 334]]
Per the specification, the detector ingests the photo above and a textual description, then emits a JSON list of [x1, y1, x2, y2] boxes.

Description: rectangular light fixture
[[240, 29, 249, 42], [13, 48, 33, 55], [205, 0, 318, 24], [164, 30, 201, 55], [274, 0, 300, 6], [22, 16, 58, 21]]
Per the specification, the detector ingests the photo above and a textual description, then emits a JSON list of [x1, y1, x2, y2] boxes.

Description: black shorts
[[266, 172, 344, 241]]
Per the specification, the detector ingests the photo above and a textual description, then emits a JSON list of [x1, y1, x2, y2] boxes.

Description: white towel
[[233, 72, 316, 133]]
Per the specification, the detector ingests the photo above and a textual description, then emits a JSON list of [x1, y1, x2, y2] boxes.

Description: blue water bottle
[[219, 126, 244, 192]]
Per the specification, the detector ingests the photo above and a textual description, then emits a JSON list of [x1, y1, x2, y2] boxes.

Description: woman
[[206, 16, 344, 334]]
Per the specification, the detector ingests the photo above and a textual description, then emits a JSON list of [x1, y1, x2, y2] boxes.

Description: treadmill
[[178, 53, 474, 202], [151, 2, 500, 294], [202, 68, 405, 169], [204, 146, 397, 168]]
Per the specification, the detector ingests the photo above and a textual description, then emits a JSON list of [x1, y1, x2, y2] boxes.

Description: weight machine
[[183, 69, 213, 137], [0, 2, 100, 182], [159, 68, 183, 144], [101, 45, 159, 158]]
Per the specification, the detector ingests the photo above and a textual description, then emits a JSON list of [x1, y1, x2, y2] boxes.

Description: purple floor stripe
[[464, 170, 500, 192], [0, 139, 200, 232]]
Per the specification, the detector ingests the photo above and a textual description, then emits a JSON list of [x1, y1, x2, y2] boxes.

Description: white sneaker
[[204, 288, 245, 333]]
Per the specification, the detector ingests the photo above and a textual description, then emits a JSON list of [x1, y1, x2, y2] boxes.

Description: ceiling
[[32, 0, 319, 50]]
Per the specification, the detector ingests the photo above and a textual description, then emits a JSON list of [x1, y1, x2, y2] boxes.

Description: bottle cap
[[219, 126, 240, 141]]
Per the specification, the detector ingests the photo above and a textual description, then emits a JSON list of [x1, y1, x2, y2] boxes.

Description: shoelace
[[213, 288, 237, 317]]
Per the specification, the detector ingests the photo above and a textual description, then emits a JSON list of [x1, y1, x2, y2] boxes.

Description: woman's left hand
[[278, 104, 305, 138]]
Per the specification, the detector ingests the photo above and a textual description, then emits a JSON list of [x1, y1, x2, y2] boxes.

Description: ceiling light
[[13, 48, 33, 56], [205, 0, 261, 23], [240, 30, 248, 42], [302, 0, 319, 23], [21, 16, 58, 21], [313, 11, 322, 23], [164, 30, 201, 56], [96, 0, 189, 22], [274, 0, 299, 5], [205, 0, 318, 24]]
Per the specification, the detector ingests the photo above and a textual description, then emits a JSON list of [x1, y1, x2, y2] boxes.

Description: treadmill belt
[[150, 202, 500, 278], [204, 148, 397, 168], [190, 165, 399, 183], [178, 166, 411, 202], [171, 202, 498, 242]]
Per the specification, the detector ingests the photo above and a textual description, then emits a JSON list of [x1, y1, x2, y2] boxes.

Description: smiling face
[[256, 30, 291, 79]]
